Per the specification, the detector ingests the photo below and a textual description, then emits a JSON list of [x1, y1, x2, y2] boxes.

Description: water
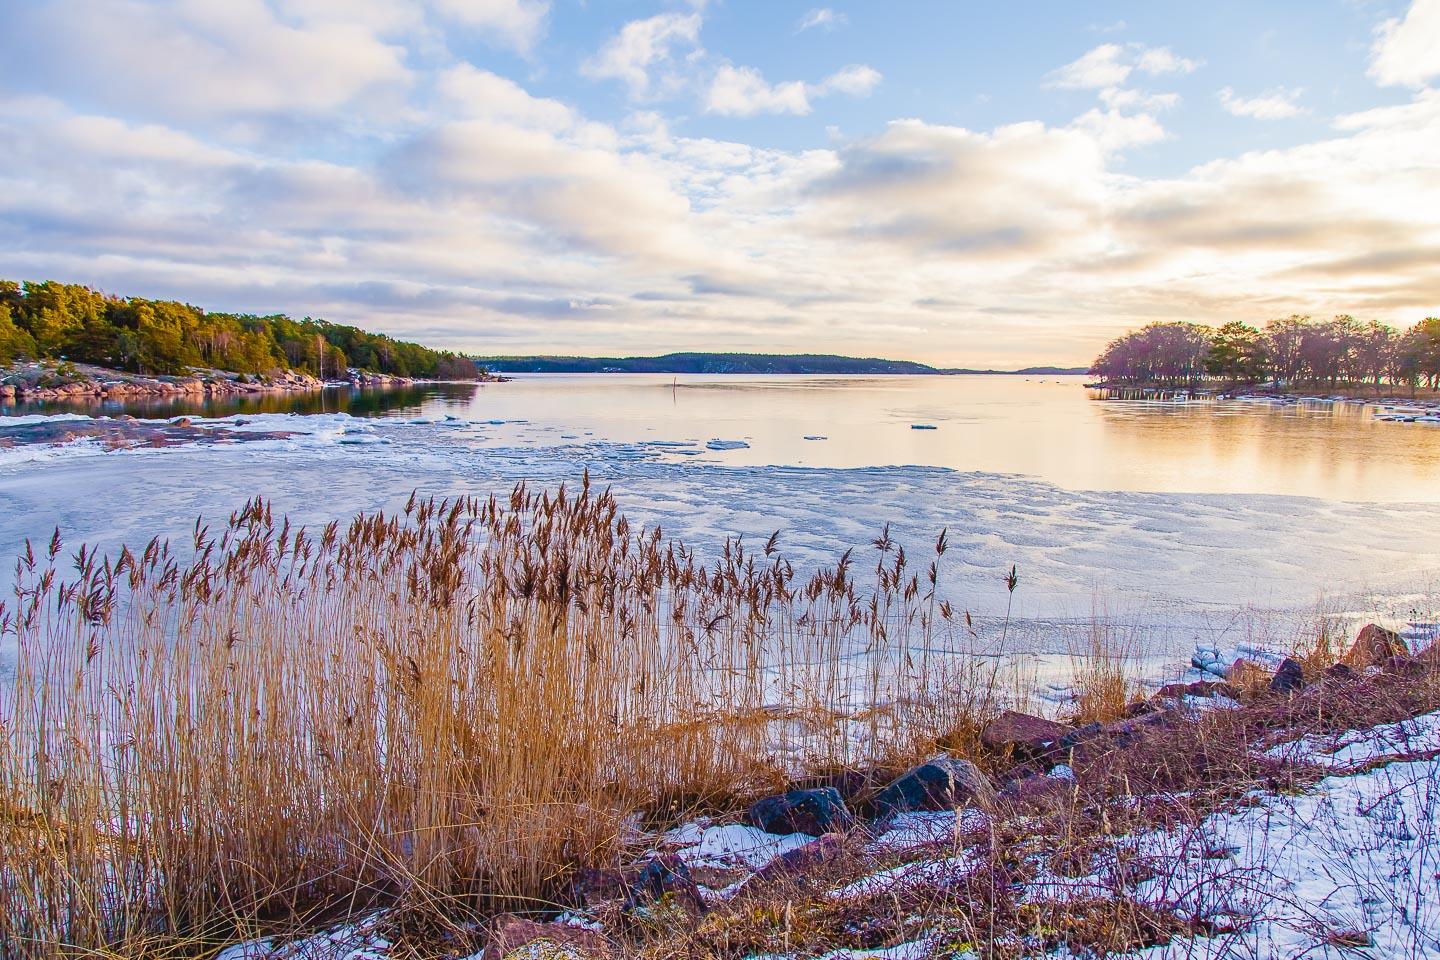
[[18, 374, 1426, 502], [3, 374, 1439, 676]]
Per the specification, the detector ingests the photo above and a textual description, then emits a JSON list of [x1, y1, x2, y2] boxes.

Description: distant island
[[475, 352, 1087, 375]]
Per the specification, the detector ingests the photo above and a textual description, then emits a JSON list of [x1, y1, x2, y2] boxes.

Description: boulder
[[1322, 662, 1356, 682], [482, 916, 609, 960], [872, 754, 995, 815], [1342, 624, 1408, 670], [1269, 658, 1305, 696], [980, 710, 1073, 761], [747, 787, 854, 837]]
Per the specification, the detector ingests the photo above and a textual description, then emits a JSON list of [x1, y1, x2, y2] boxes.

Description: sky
[[1, 0, 1438, 366]]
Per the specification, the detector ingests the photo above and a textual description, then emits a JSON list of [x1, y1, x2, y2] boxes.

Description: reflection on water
[[0, 382, 482, 419], [10, 374, 1440, 502]]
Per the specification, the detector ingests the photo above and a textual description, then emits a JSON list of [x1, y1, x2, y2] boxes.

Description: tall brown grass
[[0, 480, 1004, 957], [1066, 615, 1142, 726]]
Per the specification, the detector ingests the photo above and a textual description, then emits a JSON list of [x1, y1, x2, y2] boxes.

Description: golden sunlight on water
[[441, 374, 1440, 503]]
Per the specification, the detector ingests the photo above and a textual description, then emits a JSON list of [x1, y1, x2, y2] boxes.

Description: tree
[[1206, 321, 1266, 382]]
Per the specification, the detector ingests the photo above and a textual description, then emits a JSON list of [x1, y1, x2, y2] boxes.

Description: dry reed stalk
[[1066, 614, 1142, 726], [0, 479, 1005, 957]]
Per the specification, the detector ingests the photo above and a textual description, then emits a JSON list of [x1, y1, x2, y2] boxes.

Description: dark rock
[[482, 916, 609, 960], [621, 854, 703, 915], [1269, 658, 1305, 695], [981, 710, 1073, 761], [873, 754, 995, 815], [1322, 662, 1356, 682], [1343, 624, 1408, 670], [747, 787, 854, 837]]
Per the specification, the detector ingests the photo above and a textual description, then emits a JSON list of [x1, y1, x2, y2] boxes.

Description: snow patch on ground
[[1264, 708, 1440, 769], [674, 823, 816, 871]]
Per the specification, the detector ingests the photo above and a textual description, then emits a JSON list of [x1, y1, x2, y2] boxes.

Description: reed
[[0, 480, 1001, 957]]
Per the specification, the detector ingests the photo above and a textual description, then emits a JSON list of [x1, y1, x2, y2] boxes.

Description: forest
[[0, 280, 478, 380], [1091, 314, 1440, 389]]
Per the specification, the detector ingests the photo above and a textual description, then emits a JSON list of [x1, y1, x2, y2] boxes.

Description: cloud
[[1368, 0, 1440, 87], [1219, 86, 1306, 119], [436, 64, 575, 130], [818, 64, 882, 97], [797, 8, 847, 32], [706, 65, 811, 116], [580, 12, 703, 98], [1, 0, 413, 126], [429, 0, 550, 53], [2, 7, 1440, 364], [705, 63, 881, 117], [1047, 43, 1199, 90]]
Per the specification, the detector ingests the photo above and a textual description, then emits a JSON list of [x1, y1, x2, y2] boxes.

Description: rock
[[998, 770, 1073, 807], [980, 710, 1072, 761], [620, 854, 704, 916], [1322, 662, 1356, 682], [747, 787, 854, 837], [1269, 658, 1305, 695], [873, 754, 995, 815], [482, 916, 609, 960], [1342, 624, 1408, 670]]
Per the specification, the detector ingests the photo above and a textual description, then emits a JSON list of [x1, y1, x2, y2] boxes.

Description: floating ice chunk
[[910, 424, 938, 430], [803, 435, 828, 441], [705, 439, 750, 451]]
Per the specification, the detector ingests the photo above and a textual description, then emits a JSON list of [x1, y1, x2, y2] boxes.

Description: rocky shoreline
[[0, 360, 500, 405], [214, 622, 1440, 960]]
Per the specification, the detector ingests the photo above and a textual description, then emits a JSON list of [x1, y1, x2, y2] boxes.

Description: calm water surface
[[427, 375, 1438, 502], [8, 374, 1440, 501]]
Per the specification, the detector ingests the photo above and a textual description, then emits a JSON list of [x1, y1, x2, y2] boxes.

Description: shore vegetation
[[1091, 314, 1440, 390], [0, 280, 478, 380]]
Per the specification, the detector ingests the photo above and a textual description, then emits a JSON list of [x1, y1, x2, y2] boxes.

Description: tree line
[[0, 280, 478, 380], [1091, 315, 1440, 390]]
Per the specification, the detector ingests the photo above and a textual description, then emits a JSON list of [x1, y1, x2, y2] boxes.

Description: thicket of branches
[[0, 280, 478, 380], [1091, 315, 1440, 389]]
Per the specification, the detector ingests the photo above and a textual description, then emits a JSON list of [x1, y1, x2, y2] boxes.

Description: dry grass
[[1065, 617, 1142, 726], [0, 482, 1009, 958]]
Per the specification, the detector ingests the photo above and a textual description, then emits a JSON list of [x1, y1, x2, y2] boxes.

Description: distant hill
[[476, 352, 1088, 375]]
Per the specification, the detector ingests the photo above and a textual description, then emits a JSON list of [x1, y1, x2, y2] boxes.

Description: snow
[[1264, 708, 1440, 769], [868, 809, 988, 854], [747, 940, 946, 960], [1125, 747, 1440, 958], [823, 856, 977, 902], [674, 823, 815, 871]]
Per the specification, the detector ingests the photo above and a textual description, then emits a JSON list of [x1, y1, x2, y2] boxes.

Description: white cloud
[[1048, 42, 1200, 90], [818, 64, 882, 97], [436, 64, 575, 130], [1135, 46, 1201, 77], [797, 8, 847, 32], [581, 12, 703, 98], [706, 65, 811, 116], [1048, 44, 1132, 90], [1368, 0, 1440, 87], [1219, 86, 1306, 119], [429, 0, 551, 53], [5, 0, 413, 124], [704, 63, 881, 117]]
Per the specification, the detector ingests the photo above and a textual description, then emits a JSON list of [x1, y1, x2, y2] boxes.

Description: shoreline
[[0, 359, 505, 405]]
